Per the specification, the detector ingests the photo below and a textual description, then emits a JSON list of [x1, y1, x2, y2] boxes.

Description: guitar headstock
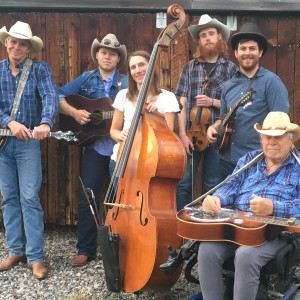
[[237, 88, 256, 108], [50, 131, 79, 142]]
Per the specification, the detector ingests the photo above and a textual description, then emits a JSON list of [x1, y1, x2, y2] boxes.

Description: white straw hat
[[0, 21, 43, 53]]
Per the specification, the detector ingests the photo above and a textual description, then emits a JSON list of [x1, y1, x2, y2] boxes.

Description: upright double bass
[[103, 4, 186, 293]]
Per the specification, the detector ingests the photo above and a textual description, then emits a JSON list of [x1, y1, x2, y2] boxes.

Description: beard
[[199, 40, 223, 58], [239, 55, 259, 72]]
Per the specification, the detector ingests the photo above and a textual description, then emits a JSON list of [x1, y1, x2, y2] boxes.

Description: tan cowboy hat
[[0, 21, 43, 53], [188, 14, 231, 42], [254, 112, 300, 142], [91, 33, 127, 68], [231, 23, 268, 55]]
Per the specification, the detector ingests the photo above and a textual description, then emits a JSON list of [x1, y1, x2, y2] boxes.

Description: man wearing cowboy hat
[[176, 14, 238, 210], [198, 111, 300, 300], [0, 21, 59, 279], [59, 33, 127, 267], [207, 23, 290, 182]]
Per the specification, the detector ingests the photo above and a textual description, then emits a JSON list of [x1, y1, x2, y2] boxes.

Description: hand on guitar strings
[[207, 122, 220, 143], [73, 109, 91, 125], [8, 120, 32, 142], [118, 129, 128, 142], [202, 195, 221, 215], [250, 194, 273, 216]]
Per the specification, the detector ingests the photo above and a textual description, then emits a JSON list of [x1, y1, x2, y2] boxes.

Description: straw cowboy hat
[[254, 111, 300, 142], [91, 33, 127, 68], [188, 14, 231, 42], [231, 23, 268, 55], [0, 21, 43, 53]]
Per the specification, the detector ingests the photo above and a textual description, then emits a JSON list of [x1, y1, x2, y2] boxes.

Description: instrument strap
[[291, 146, 300, 165], [10, 58, 33, 120]]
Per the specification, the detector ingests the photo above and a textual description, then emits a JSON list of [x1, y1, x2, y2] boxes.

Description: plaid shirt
[[0, 58, 59, 128], [214, 149, 300, 219], [175, 57, 237, 128]]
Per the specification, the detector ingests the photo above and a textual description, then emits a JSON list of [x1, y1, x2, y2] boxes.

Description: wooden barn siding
[[0, 11, 299, 224]]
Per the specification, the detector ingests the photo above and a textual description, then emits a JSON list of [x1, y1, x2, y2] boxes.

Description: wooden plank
[[276, 17, 296, 117], [293, 16, 300, 144]]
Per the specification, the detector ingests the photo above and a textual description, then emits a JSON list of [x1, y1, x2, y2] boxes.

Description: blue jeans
[[176, 143, 220, 211], [77, 148, 110, 257], [0, 137, 44, 264]]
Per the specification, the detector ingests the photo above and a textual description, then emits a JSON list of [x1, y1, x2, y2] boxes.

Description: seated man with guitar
[[207, 23, 289, 182], [58, 33, 127, 267], [197, 112, 300, 300]]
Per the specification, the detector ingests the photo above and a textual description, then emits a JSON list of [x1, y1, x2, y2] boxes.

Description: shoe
[[71, 255, 91, 267], [0, 255, 27, 271], [30, 262, 48, 280]]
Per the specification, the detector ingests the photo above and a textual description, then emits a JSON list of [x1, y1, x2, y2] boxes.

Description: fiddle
[[186, 77, 211, 151]]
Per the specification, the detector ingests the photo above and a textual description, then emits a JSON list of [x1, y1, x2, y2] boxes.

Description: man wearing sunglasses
[[59, 33, 127, 267]]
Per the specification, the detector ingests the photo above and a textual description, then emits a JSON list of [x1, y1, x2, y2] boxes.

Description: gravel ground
[[0, 225, 199, 300]]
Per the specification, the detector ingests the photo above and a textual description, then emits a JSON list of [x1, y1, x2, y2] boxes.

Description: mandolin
[[59, 94, 114, 147], [216, 88, 255, 154], [177, 207, 300, 246]]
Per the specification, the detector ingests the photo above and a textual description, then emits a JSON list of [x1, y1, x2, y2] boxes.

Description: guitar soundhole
[[187, 208, 238, 223]]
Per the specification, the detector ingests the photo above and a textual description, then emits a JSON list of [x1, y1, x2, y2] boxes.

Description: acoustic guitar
[[0, 128, 78, 151], [216, 88, 255, 154], [177, 207, 299, 246], [59, 94, 114, 147]]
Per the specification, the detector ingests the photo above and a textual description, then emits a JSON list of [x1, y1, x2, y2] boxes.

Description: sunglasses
[[101, 38, 121, 48]]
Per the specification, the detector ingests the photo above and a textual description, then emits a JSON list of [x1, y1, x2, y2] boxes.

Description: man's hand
[[202, 195, 221, 214], [8, 120, 32, 141], [250, 194, 273, 216], [73, 109, 91, 125], [32, 124, 51, 140]]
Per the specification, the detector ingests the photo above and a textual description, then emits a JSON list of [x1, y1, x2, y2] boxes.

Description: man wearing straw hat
[[59, 33, 127, 267], [176, 14, 238, 210], [0, 21, 59, 279], [207, 23, 290, 181], [198, 111, 300, 300]]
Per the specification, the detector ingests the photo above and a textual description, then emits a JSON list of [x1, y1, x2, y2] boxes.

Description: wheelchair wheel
[[293, 289, 300, 300]]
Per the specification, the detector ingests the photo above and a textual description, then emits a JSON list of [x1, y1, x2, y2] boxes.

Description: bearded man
[[207, 23, 289, 181], [176, 14, 238, 210]]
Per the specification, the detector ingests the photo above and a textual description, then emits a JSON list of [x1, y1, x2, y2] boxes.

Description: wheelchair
[[160, 233, 300, 300]]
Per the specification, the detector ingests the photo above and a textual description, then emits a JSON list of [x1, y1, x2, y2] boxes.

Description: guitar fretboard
[[0, 128, 13, 136], [247, 215, 300, 228]]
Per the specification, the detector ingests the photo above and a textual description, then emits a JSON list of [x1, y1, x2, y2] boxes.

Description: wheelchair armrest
[[274, 243, 293, 274]]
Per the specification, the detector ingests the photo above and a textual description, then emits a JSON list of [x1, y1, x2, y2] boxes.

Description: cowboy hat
[[254, 111, 300, 142], [91, 33, 127, 68], [231, 23, 268, 55], [188, 14, 231, 42], [0, 21, 43, 53]]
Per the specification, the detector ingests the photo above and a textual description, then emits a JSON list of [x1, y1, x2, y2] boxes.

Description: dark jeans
[[219, 158, 237, 182], [176, 143, 220, 211], [77, 148, 110, 257]]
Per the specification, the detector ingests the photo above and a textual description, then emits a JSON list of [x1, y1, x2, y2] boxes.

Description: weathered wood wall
[[0, 10, 299, 224]]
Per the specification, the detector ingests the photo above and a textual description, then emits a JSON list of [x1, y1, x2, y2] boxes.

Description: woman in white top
[[110, 50, 180, 166]]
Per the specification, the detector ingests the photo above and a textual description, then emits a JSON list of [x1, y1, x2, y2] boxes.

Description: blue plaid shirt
[[214, 149, 300, 219], [175, 57, 238, 127], [0, 58, 59, 128]]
